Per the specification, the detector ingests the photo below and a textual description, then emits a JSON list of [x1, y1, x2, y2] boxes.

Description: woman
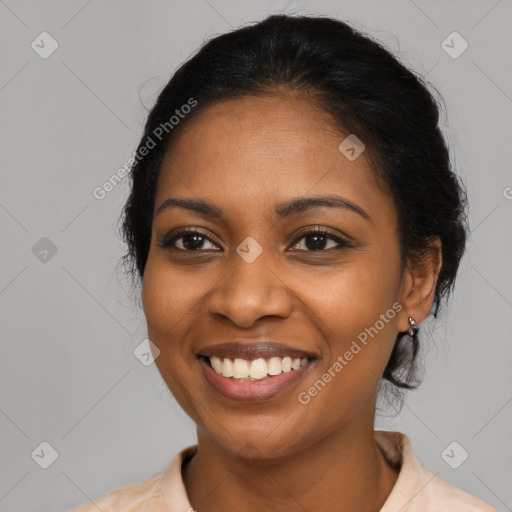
[[73, 14, 495, 512]]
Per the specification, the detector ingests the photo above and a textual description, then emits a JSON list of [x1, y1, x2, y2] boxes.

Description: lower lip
[[198, 357, 313, 403]]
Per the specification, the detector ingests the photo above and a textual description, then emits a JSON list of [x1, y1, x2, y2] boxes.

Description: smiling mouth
[[199, 355, 314, 381]]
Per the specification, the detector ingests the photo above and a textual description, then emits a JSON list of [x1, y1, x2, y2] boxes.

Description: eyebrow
[[156, 194, 370, 221]]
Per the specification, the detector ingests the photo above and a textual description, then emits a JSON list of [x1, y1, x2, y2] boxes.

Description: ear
[[397, 237, 443, 333]]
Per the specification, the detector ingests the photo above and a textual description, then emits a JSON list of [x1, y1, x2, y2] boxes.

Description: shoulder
[[70, 469, 166, 512], [375, 431, 497, 512], [69, 445, 197, 512], [419, 473, 497, 511]]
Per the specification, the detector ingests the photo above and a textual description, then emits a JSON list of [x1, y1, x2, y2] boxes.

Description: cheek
[[142, 257, 206, 421], [298, 250, 402, 396], [141, 256, 199, 384], [306, 254, 401, 339], [142, 254, 204, 335], [294, 275, 402, 441]]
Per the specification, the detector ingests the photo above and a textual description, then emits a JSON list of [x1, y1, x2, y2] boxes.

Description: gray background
[[1, 1, 511, 511]]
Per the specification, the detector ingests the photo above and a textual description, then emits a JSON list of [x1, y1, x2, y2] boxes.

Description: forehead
[[155, 94, 391, 222]]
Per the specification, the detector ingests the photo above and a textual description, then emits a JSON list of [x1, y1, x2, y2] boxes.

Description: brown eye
[[158, 229, 222, 252], [289, 228, 350, 252]]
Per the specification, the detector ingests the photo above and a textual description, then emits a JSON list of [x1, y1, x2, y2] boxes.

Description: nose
[[206, 246, 293, 328]]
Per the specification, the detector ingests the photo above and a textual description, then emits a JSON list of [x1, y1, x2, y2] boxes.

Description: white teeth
[[233, 358, 249, 378], [281, 356, 292, 372], [249, 358, 268, 379], [221, 358, 234, 377], [208, 355, 310, 379], [267, 357, 282, 376], [210, 356, 223, 374]]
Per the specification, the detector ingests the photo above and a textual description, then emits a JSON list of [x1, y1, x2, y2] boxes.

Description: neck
[[182, 408, 399, 512]]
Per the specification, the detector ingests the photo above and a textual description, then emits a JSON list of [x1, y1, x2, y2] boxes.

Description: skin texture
[[142, 93, 442, 512]]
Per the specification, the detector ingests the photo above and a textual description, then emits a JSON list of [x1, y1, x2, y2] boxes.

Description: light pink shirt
[[71, 430, 496, 511]]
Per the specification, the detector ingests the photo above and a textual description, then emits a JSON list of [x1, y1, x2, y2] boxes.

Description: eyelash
[[158, 226, 351, 253]]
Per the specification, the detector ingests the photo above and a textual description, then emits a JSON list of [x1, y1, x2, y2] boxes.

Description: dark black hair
[[119, 14, 468, 393]]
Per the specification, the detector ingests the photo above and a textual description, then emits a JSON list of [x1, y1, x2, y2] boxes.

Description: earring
[[408, 317, 419, 336]]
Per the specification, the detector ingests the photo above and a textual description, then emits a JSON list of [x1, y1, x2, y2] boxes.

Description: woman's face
[[143, 94, 409, 458]]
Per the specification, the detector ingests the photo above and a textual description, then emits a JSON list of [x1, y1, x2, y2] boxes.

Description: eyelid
[[292, 225, 349, 241], [158, 227, 222, 250], [289, 226, 352, 250], [158, 225, 352, 252]]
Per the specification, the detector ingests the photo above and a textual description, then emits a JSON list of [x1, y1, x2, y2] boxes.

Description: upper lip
[[197, 341, 318, 360]]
